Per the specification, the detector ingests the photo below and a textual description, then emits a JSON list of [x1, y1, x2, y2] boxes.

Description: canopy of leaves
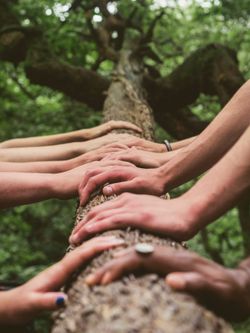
[[0, 1, 249, 332]]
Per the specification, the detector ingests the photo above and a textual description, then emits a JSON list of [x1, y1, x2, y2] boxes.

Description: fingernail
[[70, 235, 79, 244], [85, 274, 95, 285], [166, 275, 186, 290], [56, 296, 66, 307], [103, 186, 113, 196], [101, 272, 111, 285]]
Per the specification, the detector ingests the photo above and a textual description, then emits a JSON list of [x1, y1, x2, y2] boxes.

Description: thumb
[[166, 272, 207, 292], [32, 292, 68, 311], [103, 180, 137, 196]]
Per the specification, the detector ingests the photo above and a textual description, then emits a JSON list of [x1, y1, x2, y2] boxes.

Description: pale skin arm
[[0, 236, 124, 325], [0, 121, 142, 148], [0, 144, 128, 173], [0, 160, 133, 209], [77, 80, 250, 199], [170, 136, 196, 150], [160, 80, 250, 191], [85, 247, 250, 321], [71, 126, 250, 245], [0, 133, 139, 162]]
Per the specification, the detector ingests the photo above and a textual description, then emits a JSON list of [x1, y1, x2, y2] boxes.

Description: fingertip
[[85, 274, 96, 286], [69, 234, 79, 245], [55, 294, 68, 307], [101, 271, 112, 285], [165, 274, 186, 290], [103, 185, 114, 196]]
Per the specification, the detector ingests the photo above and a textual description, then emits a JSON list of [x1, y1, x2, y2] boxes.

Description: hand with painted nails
[[0, 236, 124, 325], [85, 246, 250, 321], [70, 193, 196, 245], [78, 160, 166, 206]]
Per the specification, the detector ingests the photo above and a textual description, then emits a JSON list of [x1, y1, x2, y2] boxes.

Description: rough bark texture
[[51, 50, 233, 333]]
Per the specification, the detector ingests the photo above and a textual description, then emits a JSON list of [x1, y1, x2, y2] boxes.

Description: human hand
[[54, 160, 135, 200], [70, 193, 195, 245], [102, 147, 171, 168], [0, 236, 124, 325], [78, 160, 166, 206], [103, 136, 166, 153], [85, 245, 250, 321], [82, 120, 142, 140], [71, 143, 129, 168]]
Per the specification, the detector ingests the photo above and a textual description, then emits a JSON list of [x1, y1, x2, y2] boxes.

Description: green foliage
[[0, 1, 250, 332]]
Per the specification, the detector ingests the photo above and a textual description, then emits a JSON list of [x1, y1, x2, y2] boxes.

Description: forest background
[[0, 0, 250, 332]]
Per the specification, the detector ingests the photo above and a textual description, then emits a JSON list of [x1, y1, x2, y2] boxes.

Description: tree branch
[[0, 1, 110, 110], [144, 43, 245, 138]]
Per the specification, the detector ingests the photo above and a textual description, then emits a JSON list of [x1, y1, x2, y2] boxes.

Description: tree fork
[[51, 50, 233, 333]]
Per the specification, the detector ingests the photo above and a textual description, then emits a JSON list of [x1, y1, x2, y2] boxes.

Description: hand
[[85, 246, 250, 321], [71, 143, 129, 168], [102, 147, 168, 168], [0, 236, 124, 325], [78, 160, 166, 206], [103, 136, 166, 153], [82, 121, 142, 140], [70, 193, 195, 245], [54, 160, 135, 200]]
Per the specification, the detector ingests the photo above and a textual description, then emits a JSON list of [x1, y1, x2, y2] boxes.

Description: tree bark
[[51, 49, 233, 333]]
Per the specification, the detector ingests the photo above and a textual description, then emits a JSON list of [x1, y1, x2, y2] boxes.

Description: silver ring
[[135, 243, 154, 255]]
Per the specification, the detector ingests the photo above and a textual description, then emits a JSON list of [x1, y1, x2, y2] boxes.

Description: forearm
[[161, 81, 250, 190], [0, 130, 85, 148], [157, 149, 184, 165], [181, 127, 250, 233], [0, 160, 71, 173], [0, 172, 59, 209], [170, 136, 196, 150], [0, 142, 87, 162]]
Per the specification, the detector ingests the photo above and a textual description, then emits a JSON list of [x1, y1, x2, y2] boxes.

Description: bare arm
[[0, 133, 135, 162], [170, 136, 196, 150], [72, 127, 250, 245], [0, 144, 127, 173], [161, 81, 250, 191], [182, 126, 250, 232], [0, 160, 133, 209], [0, 121, 142, 148]]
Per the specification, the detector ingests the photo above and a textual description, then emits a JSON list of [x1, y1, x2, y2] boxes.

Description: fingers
[[85, 247, 213, 288], [27, 236, 124, 291], [30, 292, 68, 312], [166, 272, 207, 292], [85, 249, 141, 285], [71, 197, 123, 237], [70, 212, 135, 245], [103, 180, 138, 196], [110, 121, 142, 133], [79, 170, 126, 205], [79, 162, 136, 205]]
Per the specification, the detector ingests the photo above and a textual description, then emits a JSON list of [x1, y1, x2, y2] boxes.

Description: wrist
[[50, 173, 67, 200], [157, 143, 168, 153], [174, 196, 203, 240]]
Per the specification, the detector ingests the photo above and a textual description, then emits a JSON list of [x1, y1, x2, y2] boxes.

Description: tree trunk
[[51, 49, 233, 333]]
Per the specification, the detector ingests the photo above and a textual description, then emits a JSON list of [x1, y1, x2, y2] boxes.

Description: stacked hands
[[1, 105, 250, 325]]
